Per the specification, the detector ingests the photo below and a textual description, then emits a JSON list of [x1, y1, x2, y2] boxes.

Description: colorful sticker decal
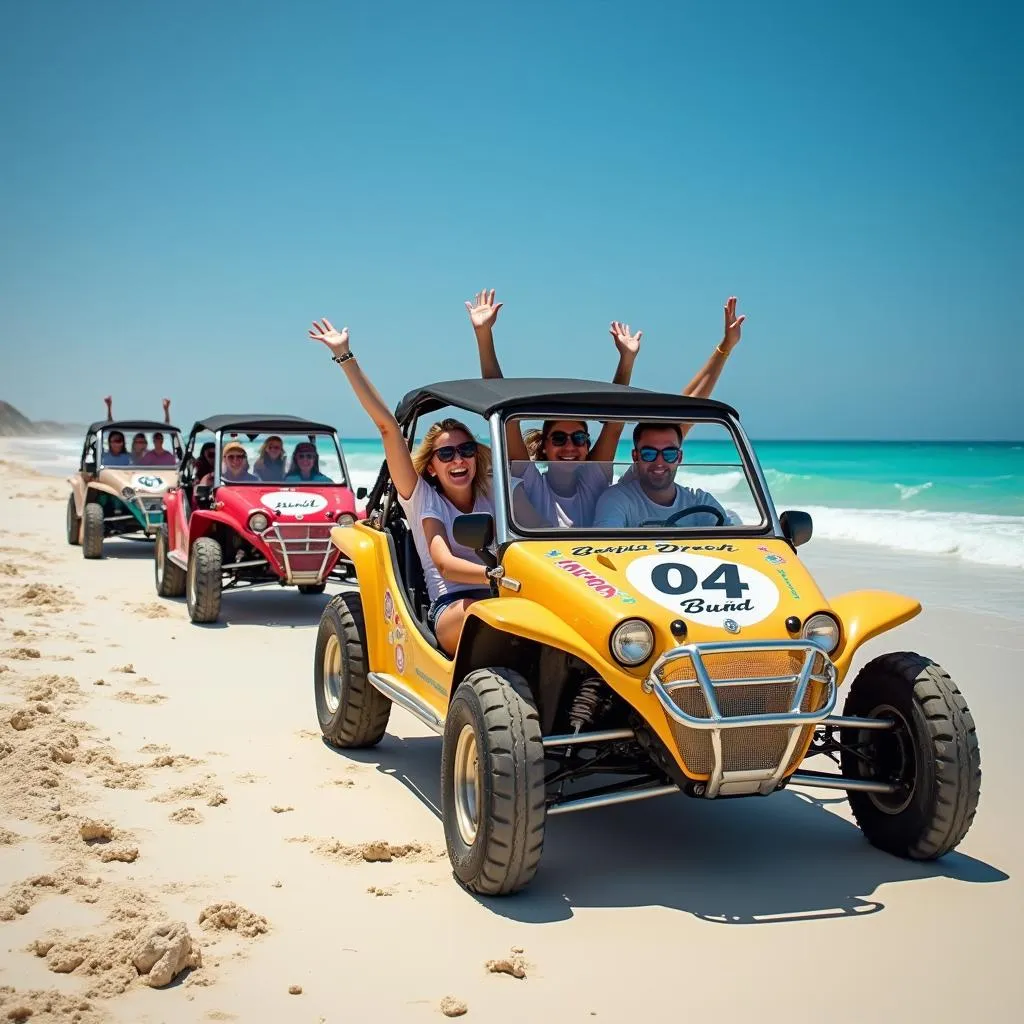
[[394, 644, 406, 674], [757, 544, 787, 565], [132, 473, 169, 493], [775, 568, 801, 599], [545, 549, 563, 558], [383, 589, 394, 623], [571, 542, 738, 557], [625, 552, 780, 627], [259, 491, 329, 516], [415, 666, 446, 696], [552, 558, 636, 603]]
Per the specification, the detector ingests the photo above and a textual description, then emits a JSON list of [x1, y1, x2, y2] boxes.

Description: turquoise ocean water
[[11, 436, 1024, 570]]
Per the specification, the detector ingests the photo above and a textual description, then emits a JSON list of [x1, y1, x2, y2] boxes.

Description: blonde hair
[[410, 418, 492, 501]]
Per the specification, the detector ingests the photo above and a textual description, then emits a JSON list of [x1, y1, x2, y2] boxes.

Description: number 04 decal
[[625, 553, 780, 627]]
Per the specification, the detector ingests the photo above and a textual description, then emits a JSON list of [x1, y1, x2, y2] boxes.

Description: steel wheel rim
[[859, 703, 916, 815], [453, 723, 481, 846], [323, 634, 341, 715]]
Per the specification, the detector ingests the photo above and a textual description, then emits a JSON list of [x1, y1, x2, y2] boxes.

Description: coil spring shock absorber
[[568, 678, 606, 734]]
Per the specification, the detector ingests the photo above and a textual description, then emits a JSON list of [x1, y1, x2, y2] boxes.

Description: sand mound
[[2, 647, 41, 660], [114, 691, 167, 705], [169, 806, 203, 824], [126, 602, 172, 619], [132, 920, 202, 987], [0, 985, 105, 1023], [150, 779, 227, 807], [198, 902, 269, 938], [16, 583, 77, 610], [139, 743, 170, 753], [0, 563, 20, 577], [440, 995, 469, 1017], [1, 826, 23, 846], [485, 949, 528, 979], [293, 837, 441, 863], [0, 871, 102, 923], [270, 805, 293, 814], [80, 820, 114, 842]]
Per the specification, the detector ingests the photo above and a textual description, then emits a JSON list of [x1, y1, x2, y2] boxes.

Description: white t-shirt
[[397, 477, 495, 604], [512, 461, 612, 527], [593, 478, 739, 528]]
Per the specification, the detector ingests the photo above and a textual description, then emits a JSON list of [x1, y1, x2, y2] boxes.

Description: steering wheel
[[640, 504, 726, 527]]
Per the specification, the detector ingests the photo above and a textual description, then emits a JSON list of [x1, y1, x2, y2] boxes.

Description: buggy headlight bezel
[[609, 618, 655, 667]]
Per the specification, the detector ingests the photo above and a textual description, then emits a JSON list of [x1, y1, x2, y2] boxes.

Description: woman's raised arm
[[308, 318, 419, 501]]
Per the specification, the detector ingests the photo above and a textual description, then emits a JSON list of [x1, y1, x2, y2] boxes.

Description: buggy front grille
[[263, 522, 334, 584], [644, 641, 836, 798]]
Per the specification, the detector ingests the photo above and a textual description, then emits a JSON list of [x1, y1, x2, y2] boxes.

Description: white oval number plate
[[625, 552, 780, 627], [259, 490, 328, 516], [132, 473, 168, 492]]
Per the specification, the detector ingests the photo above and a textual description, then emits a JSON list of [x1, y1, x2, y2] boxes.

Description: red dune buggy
[[154, 414, 365, 623]]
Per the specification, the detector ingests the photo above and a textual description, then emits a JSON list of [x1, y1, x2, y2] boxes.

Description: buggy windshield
[[502, 416, 767, 534], [213, 430, 348, 486], [100, 428, 182, 468]]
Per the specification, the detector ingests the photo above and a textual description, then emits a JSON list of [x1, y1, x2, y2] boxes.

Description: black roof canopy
[[87, 419, 181, 435], [190, 414, 339, 434], [395, 377, 739, 422]]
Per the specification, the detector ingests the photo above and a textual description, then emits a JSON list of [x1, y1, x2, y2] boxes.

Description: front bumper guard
[[642, 639, 838, 799]]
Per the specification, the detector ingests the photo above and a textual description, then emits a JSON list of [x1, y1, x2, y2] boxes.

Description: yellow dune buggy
[[313, 379, 981, 895]]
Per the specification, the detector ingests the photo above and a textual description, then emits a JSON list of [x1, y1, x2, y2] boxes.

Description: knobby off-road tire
[[299, 583, 327, 595], [66, 495, 81, 546], [154, 527, 186, 598], [186, 537, 222, 623], [441, 667, 547, 896], [314, 591, 391, 747], [81, 502, 105, 559], [841, 651, 981, 860]]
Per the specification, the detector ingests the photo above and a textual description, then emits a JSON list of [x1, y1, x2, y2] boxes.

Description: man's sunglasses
[[638, 445, 682, 464], [547, 429, 590, 447], [433, 440, 478, 462]]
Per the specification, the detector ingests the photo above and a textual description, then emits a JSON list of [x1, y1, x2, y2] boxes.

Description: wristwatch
[[332, 351, 354, 364]]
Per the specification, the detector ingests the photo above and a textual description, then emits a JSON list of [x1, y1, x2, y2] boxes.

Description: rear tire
[[82, 502, 104, 559], [66, 495, 81, 546], [441, 667, 547, 895], [186, 537, 222, 623], [299, 583, 327, 595], [314, 591, 391, 747], [154, 527, 186, 598], [841, 651, 981, 860]]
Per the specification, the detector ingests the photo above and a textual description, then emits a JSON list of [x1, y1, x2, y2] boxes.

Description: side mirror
[[83, 459, 97, 475], [780, 510, 813, 548], [453, 512, 496, 569], [356, 486, 367, 500]]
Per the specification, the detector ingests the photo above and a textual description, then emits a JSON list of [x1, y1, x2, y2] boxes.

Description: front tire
[[313, 591, 391, 746], [441, 668, 546, 896], [299, 583, 327, 595], [66, 495, 81, 546], [841, 652, 981, 860], [154, 527, 186, 597], [186, 537, 222, 623], [82, 502, 105, 559]]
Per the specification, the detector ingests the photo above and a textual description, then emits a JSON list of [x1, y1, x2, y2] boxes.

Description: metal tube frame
[[643, 639, 838, 799]]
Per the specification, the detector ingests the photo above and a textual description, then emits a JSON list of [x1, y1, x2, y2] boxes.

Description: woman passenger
[[284, 442, 333, 483], [130, 432, 149, 464], [308, 317, 492, 655], [104, 431, 131, 466], [253, 436, 287, 481]]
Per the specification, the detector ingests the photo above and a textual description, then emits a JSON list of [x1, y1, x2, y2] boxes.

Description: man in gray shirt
[[593, 423, 737, 528]]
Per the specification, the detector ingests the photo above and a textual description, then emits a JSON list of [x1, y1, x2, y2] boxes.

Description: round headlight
[[248, 511, 270, 533], [610, 619, 655, 667], [802, 612, 841, 653], [121, 486, 136, 499], [336, 512, 356, 527]]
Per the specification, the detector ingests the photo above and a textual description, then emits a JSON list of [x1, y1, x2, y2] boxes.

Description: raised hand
[[610, 321, 642, 358], [465, 289, 503, 331], [722, 296, 746, 351], [308, 318, 350, 357]]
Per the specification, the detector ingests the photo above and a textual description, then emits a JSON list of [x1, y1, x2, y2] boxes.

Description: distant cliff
[[0, 400, 83, 437]]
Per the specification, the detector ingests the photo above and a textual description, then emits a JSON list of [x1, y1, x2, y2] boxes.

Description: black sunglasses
[[638, 445, 682, 464], [546, 429, 590, 447], [433, 440, 478, 463]]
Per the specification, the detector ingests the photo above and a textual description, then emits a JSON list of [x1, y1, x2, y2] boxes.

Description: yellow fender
[[329, 524, 390, 660], [829, 589, 922, 680], [463, 596, 608, 676]]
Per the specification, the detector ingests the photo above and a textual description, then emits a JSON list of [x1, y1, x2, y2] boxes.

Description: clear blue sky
[[1, 0, 1021, 439]]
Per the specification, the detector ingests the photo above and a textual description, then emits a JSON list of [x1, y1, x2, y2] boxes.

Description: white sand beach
[[0, 448, 1021, 1023]]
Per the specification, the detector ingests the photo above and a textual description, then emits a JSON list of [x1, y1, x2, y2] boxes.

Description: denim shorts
[[426, 587, 492, 636]]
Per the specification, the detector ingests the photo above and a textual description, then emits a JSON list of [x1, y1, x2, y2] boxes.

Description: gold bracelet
[[716, 343, 729, 356]]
